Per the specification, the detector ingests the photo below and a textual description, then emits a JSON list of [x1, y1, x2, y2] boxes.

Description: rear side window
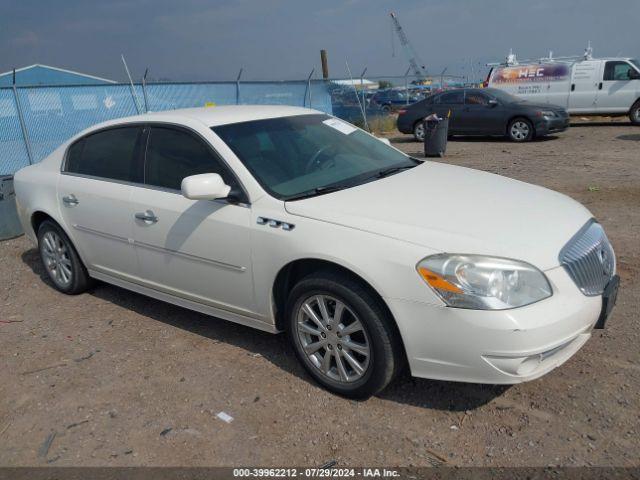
[[436, 91, 464, 104], [603, 61, 634, 81], [65, 127, 142, 182], [413, 96, 434, 108], [144, 127, 234, 191]]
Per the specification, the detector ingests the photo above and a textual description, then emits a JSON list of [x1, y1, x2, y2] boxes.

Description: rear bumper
[[385, 266, 601, 384], [396, 115, 414, 134]]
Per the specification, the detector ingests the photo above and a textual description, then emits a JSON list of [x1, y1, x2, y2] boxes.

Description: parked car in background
[[369, 89, 420, 112], [397, 88, 570, 142], [14, 106, 617, 398], [487, 56, 640, 125]]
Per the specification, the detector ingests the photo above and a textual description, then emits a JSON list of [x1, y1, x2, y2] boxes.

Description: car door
[[58, 125, 144, 279], [131, 124, 255, 316], [433, 90, 464, 132], [598, 61, 639, 113], [460, 90, 503, 135], [568, 60, 601, 113]]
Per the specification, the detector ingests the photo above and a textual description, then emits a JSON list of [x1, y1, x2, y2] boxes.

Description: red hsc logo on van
[[492, 64, 570, 84], [518, 68, 545, 79]]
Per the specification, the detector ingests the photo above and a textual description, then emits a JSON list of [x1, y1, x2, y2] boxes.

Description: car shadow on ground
[[21, 248, 508, 411], [448, 135, 559, 143], [570, 121, 631, 127], [389, 134, 560, 145], [616, 134, 640, 141]]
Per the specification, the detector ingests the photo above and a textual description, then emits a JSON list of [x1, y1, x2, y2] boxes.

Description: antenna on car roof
[[584, 41, 593, 60], [505, 49, 518, 66]]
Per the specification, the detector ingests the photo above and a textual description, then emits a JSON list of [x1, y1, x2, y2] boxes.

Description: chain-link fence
[[326, 73, 468, 130], [0, 80, 333, 175], [0, 73, 471, 176]]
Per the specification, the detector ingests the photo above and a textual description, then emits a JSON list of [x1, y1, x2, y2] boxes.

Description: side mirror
[[181, 173, 231, 201], [378, 137, 391, 146], [629, 69, 640, 80], [488, 99, 499, 107]]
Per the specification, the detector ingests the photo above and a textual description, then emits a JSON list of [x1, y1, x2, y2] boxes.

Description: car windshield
[[485, 88, 522, 103], [212, 114, 417, 200], [630, 59, 640, 71]]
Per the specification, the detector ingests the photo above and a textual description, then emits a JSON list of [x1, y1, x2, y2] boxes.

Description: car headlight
[[416, 254, 552, 310], [540, 110, 557, 118]]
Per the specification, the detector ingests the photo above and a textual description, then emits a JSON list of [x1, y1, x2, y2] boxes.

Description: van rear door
[[568, 60, 601, 113]]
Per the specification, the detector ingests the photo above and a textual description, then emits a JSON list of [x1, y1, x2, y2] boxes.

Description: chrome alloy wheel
[[296, 295, 371, 383], [41, 231, 73, 287], [510, 121, 530, 140], [414, 122, 425, 141]]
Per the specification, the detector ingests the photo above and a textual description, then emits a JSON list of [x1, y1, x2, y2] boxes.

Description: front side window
[[465, 91, 490, 105], [144, 127, 233, 191], [604, 61, 634, 81], [213, 114, 416, 200], [65, 127, 143, 182]]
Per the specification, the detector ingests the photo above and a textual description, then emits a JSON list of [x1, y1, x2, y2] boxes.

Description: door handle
[[62, 194, 78, 206], [134, 210, 158, 224], [598, 82, 603, 90]]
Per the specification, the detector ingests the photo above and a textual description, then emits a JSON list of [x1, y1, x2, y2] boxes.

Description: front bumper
[[385, 266, 602, 384], [535, 116, 570, 135]]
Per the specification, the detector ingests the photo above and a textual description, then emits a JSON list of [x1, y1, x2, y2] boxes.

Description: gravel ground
[[1, 122, 639, 467]]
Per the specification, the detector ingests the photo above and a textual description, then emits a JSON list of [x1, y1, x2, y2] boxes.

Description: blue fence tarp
[[0, 89, 31, 175]]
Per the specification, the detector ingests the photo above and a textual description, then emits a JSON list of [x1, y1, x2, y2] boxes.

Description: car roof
[[85, 105, 322, 133], [65, 105, 325, 146], [144, 105, 319, 126]]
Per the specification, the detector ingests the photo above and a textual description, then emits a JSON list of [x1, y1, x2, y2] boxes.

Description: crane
[[389, 12, 427, 82]]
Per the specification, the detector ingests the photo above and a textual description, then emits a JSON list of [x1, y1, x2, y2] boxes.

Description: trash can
[[423, 116, 449, 158], [0, 175, 24, 240]]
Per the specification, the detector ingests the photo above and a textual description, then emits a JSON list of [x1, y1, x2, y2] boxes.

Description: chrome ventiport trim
[[256, 217, 295, 231]]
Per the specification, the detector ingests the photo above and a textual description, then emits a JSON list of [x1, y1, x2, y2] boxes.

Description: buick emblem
[[599, 248, 611, 276]]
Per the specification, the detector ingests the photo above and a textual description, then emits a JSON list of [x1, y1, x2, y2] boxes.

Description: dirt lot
[[1, 121, 639, 468]]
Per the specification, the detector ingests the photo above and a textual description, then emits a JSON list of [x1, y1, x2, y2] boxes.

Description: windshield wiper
[[285, 184, 350, 201], [375, 164, 417, 178]]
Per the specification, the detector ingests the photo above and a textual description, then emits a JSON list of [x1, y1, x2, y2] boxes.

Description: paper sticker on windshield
[[323, 118, 357, 135]]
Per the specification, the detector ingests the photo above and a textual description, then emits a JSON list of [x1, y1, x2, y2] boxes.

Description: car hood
[[284, 162, 591, 270]]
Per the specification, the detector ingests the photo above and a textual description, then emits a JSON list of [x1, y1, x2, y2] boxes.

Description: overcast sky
[[2, 0, 639, 82]]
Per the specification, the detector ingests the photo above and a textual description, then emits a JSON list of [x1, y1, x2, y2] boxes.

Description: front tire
[[629, 101, 640, 125], [508, 117, 534, 142], [286, 271, 403, 399], [37, 220, 92, 295]]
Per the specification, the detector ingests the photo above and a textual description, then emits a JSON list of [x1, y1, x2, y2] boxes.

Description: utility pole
[[320, 50, 329, 79]]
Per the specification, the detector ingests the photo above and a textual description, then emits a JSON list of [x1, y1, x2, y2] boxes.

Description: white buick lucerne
[[14, 106, 619, 398]]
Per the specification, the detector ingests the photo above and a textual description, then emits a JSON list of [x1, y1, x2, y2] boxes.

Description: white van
[[487, 56, 640, 125]]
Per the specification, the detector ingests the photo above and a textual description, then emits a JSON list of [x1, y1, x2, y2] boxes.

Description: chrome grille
[[559, 220, 615, 296]]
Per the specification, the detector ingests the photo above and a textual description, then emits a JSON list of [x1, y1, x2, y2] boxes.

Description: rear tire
[[629, 101, 640, 125], [507, 117, 534, 142], [37, 220, 92, 295], [286, 271, 403, 399], [413, 122, 425, 142]]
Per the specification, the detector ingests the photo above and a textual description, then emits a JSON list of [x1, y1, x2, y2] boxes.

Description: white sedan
[[14, 106, 619, 398]]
